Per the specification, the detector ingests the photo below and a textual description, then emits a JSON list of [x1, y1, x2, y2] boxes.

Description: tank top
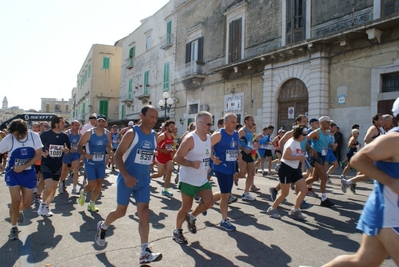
[[213, 129, 239, 175], [119, 125, 156, 187], [68, 130, 80, 154], [111, 132, 119, 149], [179, 132, 211, 186], [85, 128, 108, 165], [239, 128, 253, 150], [311, 129, 330, 155]]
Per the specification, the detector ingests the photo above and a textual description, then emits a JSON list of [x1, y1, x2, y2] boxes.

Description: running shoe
[[349, 183, 357, 194], [250, 185, 260, 192], [87, 202, 99, 212], [95, 221, 107, 246], [58, 182, 64, 194], [306, 188, 319, 198], [162, 189, 173, 197], [139, 247, 162, 264], [78, 190, 86, 206], [228, 195, 238, 204], [34, 195, 42, 204], [269, 188, 277, 202], [37, 202, 46, 216], [320, 198, 335, 208], [220, 219, 236, 231], [172, 229, 188, 244], [289, 209, 306, 220], [193, 194, 201, 203], [300, 200, 313, 210], [33, 187, 38, 194], [340, 179, 349, 193], [186, 214, 197, 234], [43, 206, 53, 217], [17, 211, 24, 224], [8, 227, 19, 241], [242, 192, 256, 201], [266, 207, 281, 219]]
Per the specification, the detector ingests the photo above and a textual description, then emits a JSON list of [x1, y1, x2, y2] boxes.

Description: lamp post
[[158, 91, 174, 122]]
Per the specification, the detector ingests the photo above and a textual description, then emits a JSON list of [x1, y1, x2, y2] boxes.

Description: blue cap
[[97, 114, 106, 121]]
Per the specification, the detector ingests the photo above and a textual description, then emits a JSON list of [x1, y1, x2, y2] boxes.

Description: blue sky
[[0, 0, 169, 111]]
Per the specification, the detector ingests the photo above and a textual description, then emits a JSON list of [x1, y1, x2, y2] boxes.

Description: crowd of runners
[[0, 99, 398, 266]]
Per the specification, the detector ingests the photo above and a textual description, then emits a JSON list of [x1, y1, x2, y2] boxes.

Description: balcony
[[136, 93, 151, 104], [160, 33, 173, 50], [126, 58, 134, 70], [121, 98, 134, 108], [175, 61, 206, 90]]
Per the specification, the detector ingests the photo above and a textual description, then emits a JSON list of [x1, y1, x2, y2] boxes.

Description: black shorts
[[308, 152, 326, 167], [264, 149, 273, 158], [241, 151, 254, 163], [41, 165, 62, 181], [278, 162, 303, 184], [35, 165, 41, 174]]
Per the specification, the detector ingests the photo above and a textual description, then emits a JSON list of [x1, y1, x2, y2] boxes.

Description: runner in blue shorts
[[94, 106, 162, 265], [211, 113, 239, 231]]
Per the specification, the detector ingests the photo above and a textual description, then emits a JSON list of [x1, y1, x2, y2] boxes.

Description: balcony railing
[[160, 33, 173, 49], [175, 61, 205, 80], [126, 58, 134, 69]]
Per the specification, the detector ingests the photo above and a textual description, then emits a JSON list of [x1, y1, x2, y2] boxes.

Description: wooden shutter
[[103, 57, 110, 69], [128, 79, 132, 99], [293, 0, 305, 43], [121, 105, 125, 119], [99, 100, 109, 118], [185, 43, 191, 63], [383, 0, 399, 16], [286, 0, 293, 45], [229, 18, 242, 63], [167, 20, 172, 44], [144, 71, 149, 95], [163, 62, 170, 91], [198, 37, 204, 61]]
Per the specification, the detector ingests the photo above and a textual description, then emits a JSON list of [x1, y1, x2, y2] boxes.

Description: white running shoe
[[242, 192, 256, 201], [139, 247, 162, 264], [37, 202, 45, 216]]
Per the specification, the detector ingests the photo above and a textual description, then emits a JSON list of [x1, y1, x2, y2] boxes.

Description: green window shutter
[[103, 57, 110, 69], [99, 100, 109, 118], [163, 62, 170, 91], [144, 71, 149, 95], [167, 20, 172, 44], [82, 102, 86, 115], [121, 104, 125, 119], [128, 79, 133, 99]]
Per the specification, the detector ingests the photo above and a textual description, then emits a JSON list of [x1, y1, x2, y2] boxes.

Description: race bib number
[[49, 144, 63, 158], [92, 152, 104, 162], [71, 143, 78, 150], [247, 142, 253, 149], [203, 158, 210, 170], [226, 150, 238, 161], [14, 158, 31, 170], [134, 149, 154, 165], [321, 147, 328, 156], [165, 144, 173, 151]]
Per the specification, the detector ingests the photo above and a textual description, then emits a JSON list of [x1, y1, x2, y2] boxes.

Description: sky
[[0, 0, 169, 111]]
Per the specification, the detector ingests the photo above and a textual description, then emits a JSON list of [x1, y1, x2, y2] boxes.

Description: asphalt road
[[0, 167, 396, 267]]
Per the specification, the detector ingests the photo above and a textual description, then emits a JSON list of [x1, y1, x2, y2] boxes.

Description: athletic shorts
[[215, 171, 234, 194], [62, 153, 80, 165], [155, 154, 173, 165], [240, 151, 254, 163], [278, 162, 303, 184], [264, 149, 273, 158], [84, 162, 106, 180], [116, 175, 150, 205], [325, 150, 336, 163], [347, 151, 356, 162], [308, 152, 326, 167], [4, 169, 36, 189], [35, 165, 41, 174], [41, 164, 62, 181], [178, 181, 212, 197]]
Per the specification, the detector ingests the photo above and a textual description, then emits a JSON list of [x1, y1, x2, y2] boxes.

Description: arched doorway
[[278, 78, 308, 130]]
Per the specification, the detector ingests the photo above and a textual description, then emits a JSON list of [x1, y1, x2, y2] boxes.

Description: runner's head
[[8, 119, 28, 140], [372, 113, 384, 127], [51, 115, 65, 131], [195, 111, 213, 135], [96, 115, 107, 128], [140, 105, 158, 130], [224, 113, 237, 132], [243, 115, 254, 129]]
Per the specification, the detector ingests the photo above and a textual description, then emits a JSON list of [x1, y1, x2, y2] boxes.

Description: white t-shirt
[[281, 138, 302, 169]]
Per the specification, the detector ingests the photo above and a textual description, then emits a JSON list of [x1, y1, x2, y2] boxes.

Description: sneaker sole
[[172, 237, 188, 244], [140, 253, 163, 264]]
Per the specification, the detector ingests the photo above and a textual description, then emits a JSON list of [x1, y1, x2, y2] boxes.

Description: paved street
[[0, 168, 396, 267]]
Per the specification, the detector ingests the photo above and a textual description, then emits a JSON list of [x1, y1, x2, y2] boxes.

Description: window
[[166, 20, 172, 45], [163, 62, 170, 91], [121, 104, 125, 119], [228, 18, 242, 63], [103, 57, 110, 69], [55, 104, 61, 112], [144, 71, 149, 95], [188, 104, 198, 114], [185, 37, 204, 64], [286, 0, 306, 45], [99, 100, 109, 118], [128, 79, 133, 99], [382, 72, 399, 92], [45, 104, 50, 112], [382, 0, 399, 16], [129, 46, 135, 66], [146, 35, 151, 51], [65, 105, 69, 112]]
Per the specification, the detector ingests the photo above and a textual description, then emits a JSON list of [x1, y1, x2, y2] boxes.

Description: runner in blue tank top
[[0, 119, 42, 240], [110, 124, 120, 171], [323, 98, 399, 266], [211, 113, 240, 231], [78, 114, 112, 212], [94, 106, 162, 265]]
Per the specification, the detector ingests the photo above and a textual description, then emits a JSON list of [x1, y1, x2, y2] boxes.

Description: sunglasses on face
[[301, 133, 308, 136]]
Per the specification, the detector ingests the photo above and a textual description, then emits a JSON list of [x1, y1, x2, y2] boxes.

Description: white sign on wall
[[224, 93, 243, 113], [288, 107, 295, 119]]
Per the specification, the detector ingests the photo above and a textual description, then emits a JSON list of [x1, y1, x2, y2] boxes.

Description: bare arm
[[114, 130, 138, 188], [351, 132, 399, 193], [364, 126, 378, 145], [279, 130, 293, 150], [210, 132, 222, 165], [77, 131, 92, 160]]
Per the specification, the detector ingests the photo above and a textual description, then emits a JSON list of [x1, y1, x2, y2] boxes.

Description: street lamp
[[158, 91, 174, 122]]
